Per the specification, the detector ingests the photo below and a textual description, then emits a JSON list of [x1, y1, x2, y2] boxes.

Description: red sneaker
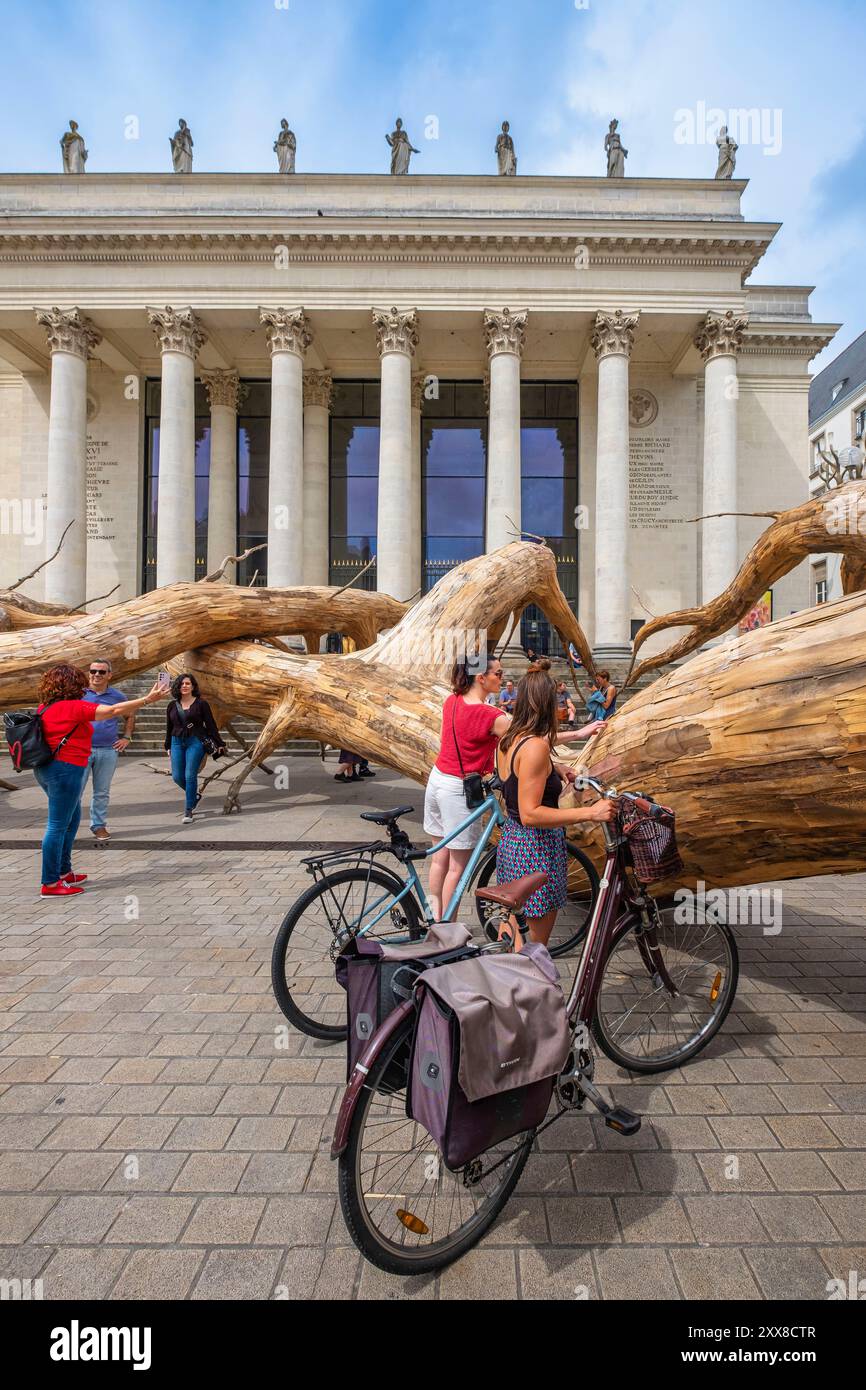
[[40, 881, 84, 897], [61, 872, 88, 885]]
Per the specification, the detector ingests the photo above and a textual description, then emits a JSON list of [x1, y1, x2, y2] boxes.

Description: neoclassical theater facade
[[0, 173, 837, 659]]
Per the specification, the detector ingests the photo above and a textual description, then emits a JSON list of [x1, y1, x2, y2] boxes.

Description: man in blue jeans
[[81, 658, 135, 842]]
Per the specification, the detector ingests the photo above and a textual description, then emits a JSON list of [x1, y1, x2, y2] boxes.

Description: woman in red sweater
[[423, 651, 511, 919], [34, 664, 170, 896]]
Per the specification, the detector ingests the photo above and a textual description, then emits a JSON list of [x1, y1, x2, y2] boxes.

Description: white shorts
[[423, 765, 485, 850]]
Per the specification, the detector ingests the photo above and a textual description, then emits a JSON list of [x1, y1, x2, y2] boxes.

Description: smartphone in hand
[[157, 670, 171, 691]]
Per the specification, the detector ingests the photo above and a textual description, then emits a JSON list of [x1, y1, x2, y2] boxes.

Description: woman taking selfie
[[424, 651, 511, 919], [32, 664, 170, 896], [496, 659, 618, 946]]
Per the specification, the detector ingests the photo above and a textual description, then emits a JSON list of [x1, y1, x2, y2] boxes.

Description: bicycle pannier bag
[[336, 922, 473, 1081], [4, 702, 74, 773], [407, 943, 570, 1170]]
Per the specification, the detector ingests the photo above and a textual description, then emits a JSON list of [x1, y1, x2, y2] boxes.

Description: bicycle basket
[[619, 800, 684, 885]]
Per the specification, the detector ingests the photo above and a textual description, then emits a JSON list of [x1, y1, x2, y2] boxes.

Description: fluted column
[[35, 308, 102, 608], [147, 306, 207, 585], [373, 307, 419, 600], [302, 369, 333, 586], [260, 308, 311, 588], [484, 308, 526, 553], [410, 371, 425, 597], [201, 370, 241, 580], [696, 310, 748, 613], [591, 309, 639, 660]]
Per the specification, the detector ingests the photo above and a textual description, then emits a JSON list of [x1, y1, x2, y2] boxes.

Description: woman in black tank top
[[495, 660, 618, 948]]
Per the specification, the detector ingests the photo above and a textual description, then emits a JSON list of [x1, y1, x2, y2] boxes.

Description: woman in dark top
[[164, 673, 226, 823], [495, 659, 618, 947]]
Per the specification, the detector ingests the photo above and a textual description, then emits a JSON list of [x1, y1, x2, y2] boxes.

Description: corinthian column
[[35, 307, 102, 608], [410, 371, 426, 596], [373, 307, 419, 600], [147, 306, 207, 585], [484, 308, 526, 553], [591, 309, 639, 661], [260, 308, 311, 588], [302, 369, 333, 586], [201, 370, 241, 580], [696, 309, 748, 614]]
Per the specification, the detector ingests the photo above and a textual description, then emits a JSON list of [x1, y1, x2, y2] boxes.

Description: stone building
[[808, 328, 866, 607], [0, 172, 837, 659]]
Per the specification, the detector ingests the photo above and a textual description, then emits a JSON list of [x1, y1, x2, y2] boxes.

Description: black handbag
[[451, 699, 487, 811]]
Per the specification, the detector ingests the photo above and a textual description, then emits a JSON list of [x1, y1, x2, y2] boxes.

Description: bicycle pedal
[[604, 1106, 641, 1136]]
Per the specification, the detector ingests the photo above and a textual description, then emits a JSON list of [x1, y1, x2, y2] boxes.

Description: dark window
[[328, 383, 380, 589]]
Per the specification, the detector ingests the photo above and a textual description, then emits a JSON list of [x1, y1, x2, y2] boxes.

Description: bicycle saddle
[[475, 871, 548, 912], [359, 805, 415, 825]]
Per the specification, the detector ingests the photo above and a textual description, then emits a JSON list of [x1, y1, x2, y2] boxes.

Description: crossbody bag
[[450, 698, 487, 811]]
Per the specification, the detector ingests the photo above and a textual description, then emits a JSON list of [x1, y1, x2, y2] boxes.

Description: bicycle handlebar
[[572, 775, 666, 817]]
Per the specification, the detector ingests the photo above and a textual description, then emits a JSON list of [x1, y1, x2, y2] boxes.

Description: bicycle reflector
[[396, 1209, 429, 1236], [710, 971, 722, 1003]]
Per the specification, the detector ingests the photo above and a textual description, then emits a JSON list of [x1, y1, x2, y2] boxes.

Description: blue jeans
[[170, 735, 206, 813], [34, 759, 88, 885], [83, 746, 119, 830]]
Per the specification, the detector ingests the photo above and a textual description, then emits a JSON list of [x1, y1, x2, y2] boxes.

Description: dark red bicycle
[[330, 776, 739, 1274]]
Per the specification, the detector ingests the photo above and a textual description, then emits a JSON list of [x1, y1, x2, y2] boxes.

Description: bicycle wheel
[[592, 904, 739, 1073], [271, 867, 424, 1040], [338, 1010, 534, 1275], [471, 841, 599, 957]]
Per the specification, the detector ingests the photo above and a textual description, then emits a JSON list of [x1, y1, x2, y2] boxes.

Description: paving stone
[[439, 1247, 518, 1300], [38, 1151, 120, 1192], [818, 1195, 866, 1241], [0, 1150, 61, 1190], [254, 1196, 335, 1246], [516, 1247, 597, 1300], [569, 1152, 641, 1193], [105, 1196, 196, 1243], [191, 1248, 282, 1300], [181, 1197, 265, 1245], [225, 1117, 291, 1151], [237, 1152, 312, 1193], [633, 1152, 708, 1193], [749, 1195, 840, 1243], [759, 1150, 840, 1192], [670, 1247, 762, 1300], [31, 1196, 125, 1245], [594, 1247, 680, 1299], [163, 1117, 237, 1151], [766, 1114, 842, 1149], [546, 1197, 619, 1245], [683, 1194, 768, 1243], [103, 1116, 179, 1150], [695, 1151, 775, 1193], [744, 1246, 834, 1301], [40, 1247, 130, 1301], [615, 1196, 694, 1244], [0, 1195, 57, 1242], [171, 1153, 250, 1193], [820, 1150, 866, 1190], [109, 1248, 204, 1301]]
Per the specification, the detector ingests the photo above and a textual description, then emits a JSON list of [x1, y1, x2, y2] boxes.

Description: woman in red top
[[34, 664, 170, 897], [423, 651, 511, 919]]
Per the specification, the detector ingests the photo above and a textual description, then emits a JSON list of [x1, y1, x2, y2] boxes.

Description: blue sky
[[1, 0, 863, 368]]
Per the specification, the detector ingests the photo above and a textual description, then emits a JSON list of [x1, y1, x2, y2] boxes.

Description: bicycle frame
[[310, 792, 505, 944]]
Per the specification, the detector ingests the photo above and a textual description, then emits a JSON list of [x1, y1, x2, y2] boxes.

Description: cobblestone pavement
[[1, 762, 865, 1300]]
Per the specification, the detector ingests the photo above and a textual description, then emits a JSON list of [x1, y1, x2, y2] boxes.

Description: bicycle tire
[[338, 1010, 534, 1275], [271, 866, 424, 1040], [471, 840, 600, 957], [591, 913, 739, 1074]]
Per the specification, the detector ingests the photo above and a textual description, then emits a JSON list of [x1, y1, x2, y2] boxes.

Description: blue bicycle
[[271, 775, 599, 1039]]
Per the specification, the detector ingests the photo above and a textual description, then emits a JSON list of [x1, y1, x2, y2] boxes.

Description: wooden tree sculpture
[[4, 483, 866, 886]]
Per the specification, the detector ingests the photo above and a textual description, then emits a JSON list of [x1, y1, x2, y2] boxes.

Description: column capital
[[591, 310, 639, 361], [35, 306, 102, 360], [303, 369, 333, 409], [694, 309, 749, 362], [260, 306, 312, 358], [200, 369, 241, 411], [373, 306, 419, 357], [483, 307, 527, 359], [147, 305, 206, 358]]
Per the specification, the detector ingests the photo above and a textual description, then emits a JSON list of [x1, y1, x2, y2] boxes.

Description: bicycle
[[330, 775, 739, 1274], [270, 776, 599, 1039]]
